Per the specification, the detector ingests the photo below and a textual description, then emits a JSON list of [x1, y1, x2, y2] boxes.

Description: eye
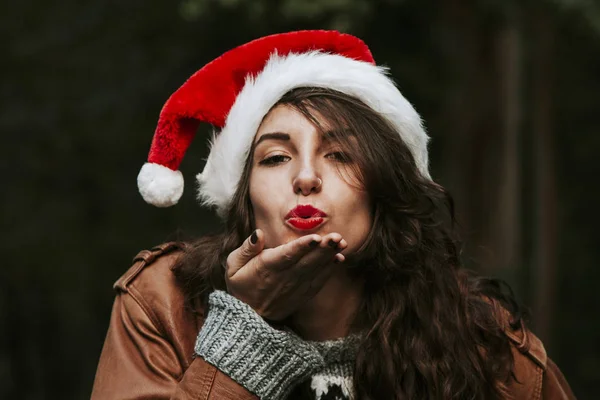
[[326, 151, 351, 163], [259, 154, 290, 166]]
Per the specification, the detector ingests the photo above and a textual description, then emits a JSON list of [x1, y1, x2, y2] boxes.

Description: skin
[[250, 104, 372, 254], [237, 104, 372, 340]]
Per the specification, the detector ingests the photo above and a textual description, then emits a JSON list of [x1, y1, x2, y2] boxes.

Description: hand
[[225, 229, 347, 321]]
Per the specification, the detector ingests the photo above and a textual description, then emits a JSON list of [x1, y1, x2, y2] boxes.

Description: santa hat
[[137, 30, 429, 214]]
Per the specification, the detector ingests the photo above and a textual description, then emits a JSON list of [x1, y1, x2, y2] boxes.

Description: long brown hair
[[173, 87, 525, 399]]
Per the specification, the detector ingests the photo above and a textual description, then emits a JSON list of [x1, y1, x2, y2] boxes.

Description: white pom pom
[[137, 163, 184, 207]]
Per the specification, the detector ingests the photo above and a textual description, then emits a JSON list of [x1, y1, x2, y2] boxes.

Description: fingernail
[[250, 231, 258, 245], [328, 239, 338, 248], [334, 255, 343, 264], [309, 240, 319, 248]]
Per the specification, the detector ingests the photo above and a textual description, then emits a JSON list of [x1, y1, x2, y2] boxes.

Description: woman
[[92, 31, 575, 399]]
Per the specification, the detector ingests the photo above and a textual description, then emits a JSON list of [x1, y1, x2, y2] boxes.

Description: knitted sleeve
[[194, 290, 325, 400]]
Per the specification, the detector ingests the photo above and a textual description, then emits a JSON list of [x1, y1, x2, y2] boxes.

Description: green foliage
[[549, 0, 600, 33], [179, 0, 380, 30]]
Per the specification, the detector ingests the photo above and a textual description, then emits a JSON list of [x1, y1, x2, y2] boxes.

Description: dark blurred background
[[2, 0, 599, 398]]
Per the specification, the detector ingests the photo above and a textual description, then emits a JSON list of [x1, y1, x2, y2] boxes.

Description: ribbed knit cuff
[[195, 291, 325, 400]]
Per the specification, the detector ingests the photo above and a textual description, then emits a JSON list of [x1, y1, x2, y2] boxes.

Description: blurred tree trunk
[[438, 1, 524, 277], [487, 6, 523, 276], [437, 0, 497, 271], [531, 5, 557, 347]]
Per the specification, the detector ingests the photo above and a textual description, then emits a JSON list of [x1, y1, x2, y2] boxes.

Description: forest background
[[2, 0, 599, 398]]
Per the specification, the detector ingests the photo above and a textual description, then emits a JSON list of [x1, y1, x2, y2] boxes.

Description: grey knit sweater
[[195, 291, 359, 400]]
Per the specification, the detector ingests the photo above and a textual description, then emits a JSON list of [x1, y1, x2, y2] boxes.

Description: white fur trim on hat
[[197, 51, 429, 215], [137, 162, 184, 207]]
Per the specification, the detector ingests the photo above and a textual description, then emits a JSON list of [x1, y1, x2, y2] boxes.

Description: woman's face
[[249, 104, 372, 253]]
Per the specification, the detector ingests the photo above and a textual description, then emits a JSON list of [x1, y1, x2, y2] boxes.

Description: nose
[[293, 169, 322, 196]]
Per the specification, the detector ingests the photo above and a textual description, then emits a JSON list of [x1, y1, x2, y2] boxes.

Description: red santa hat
[[137, 30, 429, 214]]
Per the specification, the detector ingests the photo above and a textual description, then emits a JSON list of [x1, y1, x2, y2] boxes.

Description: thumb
[[226, 229, 265, 277]]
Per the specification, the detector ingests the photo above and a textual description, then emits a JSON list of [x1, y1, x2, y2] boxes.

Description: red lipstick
[[285, 205, 327, 230]]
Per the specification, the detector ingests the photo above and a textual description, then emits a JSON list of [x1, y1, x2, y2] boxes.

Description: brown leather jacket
[[91, 243, 576, 399]]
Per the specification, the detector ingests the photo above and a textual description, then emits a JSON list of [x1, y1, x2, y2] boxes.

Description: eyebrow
[[322, 128, 355, 141], [254, 128, 356, 147], [254, 132, 290, 146]]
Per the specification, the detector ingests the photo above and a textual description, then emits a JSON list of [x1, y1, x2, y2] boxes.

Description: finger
[[319, 232, 345, 251], [260, 234, 322, 269], [333, 253, 346, 264], [292, 238, 346, 279], [295, 232, 345, 269], [226, 229, 265, 277], [300, 250, 345, 278]]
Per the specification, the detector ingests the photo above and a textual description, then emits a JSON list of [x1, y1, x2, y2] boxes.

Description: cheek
[[250, 174, 295, 248], [334, 177, 370, 219], [249, 174, 283, 222], [348, 192, 372, 233], [328, 179, 372, 248], [249, 176, 266, 217]]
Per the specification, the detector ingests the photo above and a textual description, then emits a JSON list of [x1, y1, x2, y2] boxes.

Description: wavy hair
[[173, 87, 526, 399]]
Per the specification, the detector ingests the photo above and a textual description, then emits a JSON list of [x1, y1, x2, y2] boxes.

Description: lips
[[285, 204, 327, 230]]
